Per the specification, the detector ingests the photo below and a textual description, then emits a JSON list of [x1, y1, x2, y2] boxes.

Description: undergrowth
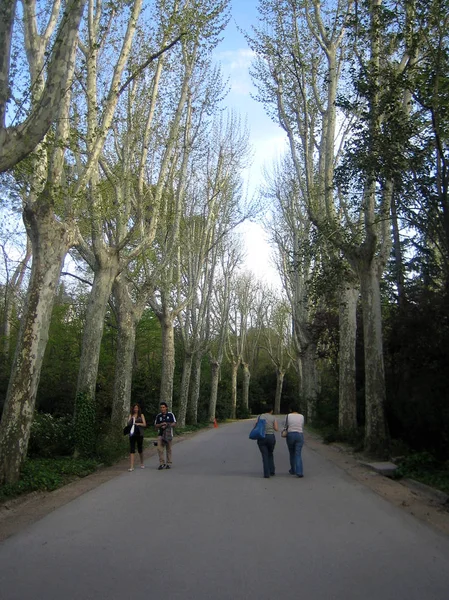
[[0, 457, 99, 503]]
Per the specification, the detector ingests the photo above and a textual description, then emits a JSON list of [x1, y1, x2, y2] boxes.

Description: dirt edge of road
[[0, 433, 194, 542], [1, 427, 448, 542], [305, 433, 449, 536]]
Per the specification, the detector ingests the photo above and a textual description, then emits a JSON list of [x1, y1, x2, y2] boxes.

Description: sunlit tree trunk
[[274, 368, 285, 414], [0, 0, 87, 172], [241, 361, 250, 411], [230, 359, 239, 420], [178, 351, 193, 427], [208, 359, 220, 422], [338, 280, 359, 434], [1, 238, 31, 359], [187, 351, 202, 424], [0, 203, 73, 482]]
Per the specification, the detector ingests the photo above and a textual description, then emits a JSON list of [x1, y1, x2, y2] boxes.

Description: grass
[[395, 453, 449, 495], [0, 457, 99, 503]]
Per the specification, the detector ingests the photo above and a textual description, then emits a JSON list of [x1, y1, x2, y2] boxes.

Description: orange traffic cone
[[213, 418, 218, 428]]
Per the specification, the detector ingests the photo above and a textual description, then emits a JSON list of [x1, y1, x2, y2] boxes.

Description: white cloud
[[215, 48, 256, 71]]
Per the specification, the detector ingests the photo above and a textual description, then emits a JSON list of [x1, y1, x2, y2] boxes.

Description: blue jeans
[[257, 434, 276, 477], [286, 432, 304, 476]]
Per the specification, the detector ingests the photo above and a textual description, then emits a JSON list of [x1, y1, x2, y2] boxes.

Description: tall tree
[[0, 0, 87, 172]]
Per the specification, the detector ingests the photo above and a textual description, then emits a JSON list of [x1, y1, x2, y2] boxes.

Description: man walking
[[154, 402, 177, 470]]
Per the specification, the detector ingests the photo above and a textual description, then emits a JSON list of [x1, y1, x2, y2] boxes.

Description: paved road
[[1, 420, 449, 600]]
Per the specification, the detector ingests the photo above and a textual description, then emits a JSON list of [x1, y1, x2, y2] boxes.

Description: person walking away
[[257, 404, 278, 478], [284, 405, 304, 477], [127, 403, 146, 471], [154, 402, 176, 470]]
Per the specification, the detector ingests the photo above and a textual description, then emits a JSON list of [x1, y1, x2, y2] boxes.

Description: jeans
[[257, 434, 276, 477], [286, 432, 304, 476]]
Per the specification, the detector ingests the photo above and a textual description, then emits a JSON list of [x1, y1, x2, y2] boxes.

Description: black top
[[154, 412, 176, 436]]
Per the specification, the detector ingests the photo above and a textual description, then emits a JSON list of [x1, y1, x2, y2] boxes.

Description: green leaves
[[74, 392, 97, 457]]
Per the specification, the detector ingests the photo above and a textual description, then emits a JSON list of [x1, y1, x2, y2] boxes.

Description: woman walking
[[256, 404, 278, 478], [284, 405, 304, 477], [127, 403, 146, 471]]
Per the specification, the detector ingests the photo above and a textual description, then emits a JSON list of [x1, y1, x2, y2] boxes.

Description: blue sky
[[213, 1, 286, 288]]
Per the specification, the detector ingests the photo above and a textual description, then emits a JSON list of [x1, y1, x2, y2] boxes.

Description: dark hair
[[131, 403, 142, 416], [160, 402, 168, 408], [264, 403, 274, 413], [289, 404, 299, 413]]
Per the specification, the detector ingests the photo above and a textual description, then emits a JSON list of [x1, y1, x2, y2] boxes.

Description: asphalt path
[[1, 420, 449, 600]]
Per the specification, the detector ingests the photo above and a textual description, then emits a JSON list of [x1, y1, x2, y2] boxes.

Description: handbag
[[249, 416, 266, 440], [281, 415, 289, 438], [161, 425, 173, 442], [123, 423, 132, 435]]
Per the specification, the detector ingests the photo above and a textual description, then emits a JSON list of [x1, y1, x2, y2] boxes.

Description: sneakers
[[128, 468, 134, 472], [158, 464, 165, 470], [140, 465, 145, 469], [165, 465, 171, 470]]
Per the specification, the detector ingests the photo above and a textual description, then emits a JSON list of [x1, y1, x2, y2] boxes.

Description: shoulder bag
[[249, 415, 266, 440], [281, 415, 289, 438]]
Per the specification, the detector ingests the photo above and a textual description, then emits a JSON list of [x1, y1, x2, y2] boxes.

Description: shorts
[[129, 435, 143, 454]]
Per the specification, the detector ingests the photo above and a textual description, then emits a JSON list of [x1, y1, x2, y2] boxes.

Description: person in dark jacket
[[154, 402, 176, 470]]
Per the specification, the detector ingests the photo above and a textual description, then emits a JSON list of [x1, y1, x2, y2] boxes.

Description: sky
[[213, 0, 286, 288]]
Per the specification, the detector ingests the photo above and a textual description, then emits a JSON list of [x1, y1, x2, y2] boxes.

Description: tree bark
[[0, 202, 72, 483], [208, 359, 220, 423], [188, 351, 202, 425], [159, 310, 175, 409], [338, 280, 359, 435], [230, 360, 239, 419], [241, 362, 250, 411], [110, 279, 139, 433], [301, 342, 319, 424], [177, 351, 193, 428], [359, 260, 389, 457], [1, 239, 32, 359], [0, 0, 87, 172], [274, 368, 285, 414], [76, 258, 120, 400]]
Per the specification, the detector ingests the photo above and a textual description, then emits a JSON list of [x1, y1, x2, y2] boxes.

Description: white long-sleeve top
[[284, 413, 304, 433]]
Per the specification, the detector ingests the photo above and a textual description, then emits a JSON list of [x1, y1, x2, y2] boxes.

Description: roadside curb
[[402, 478, 449, 506], [305, 430, 449, 508]]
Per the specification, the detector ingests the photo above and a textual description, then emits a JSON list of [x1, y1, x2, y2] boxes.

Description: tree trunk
[[76, 259, 119, 399], [74, 257, 119, 455], [177, 351, 193, 428], [338, 280, 359, 435], [241, 361, 250, 411], [188, 351, 202, 425], [110, 279, 138, 433], [301, 343, 318, 424], [359, 260, 389, 457], [230, 360, 239, 419], [159, 311, 175, 409], [1, 240, 31, 359], [274, 368, 285, 414], [391, 192, 406, 307], [0, 203, 71, 483], [208, 359, 220, 423]]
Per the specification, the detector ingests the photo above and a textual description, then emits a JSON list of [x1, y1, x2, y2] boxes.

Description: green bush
[[395, 452, 449, 494], [28, 413, 74, 457], [96, 432, 128, 466], [74, 392, 96, 457], [0, 457, 98, 502]]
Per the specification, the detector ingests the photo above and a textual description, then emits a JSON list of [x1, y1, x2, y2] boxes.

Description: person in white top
[[283, 405, 304, 477]]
